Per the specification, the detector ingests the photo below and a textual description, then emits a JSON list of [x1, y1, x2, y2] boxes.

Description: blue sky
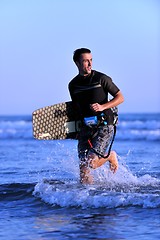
[[0, 0, 159, 115]]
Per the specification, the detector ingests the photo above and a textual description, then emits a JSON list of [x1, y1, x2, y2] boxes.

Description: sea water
[[0, 113, 160, 240]]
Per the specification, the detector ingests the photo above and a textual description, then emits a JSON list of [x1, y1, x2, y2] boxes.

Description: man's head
[[73, 48, 92, 76]]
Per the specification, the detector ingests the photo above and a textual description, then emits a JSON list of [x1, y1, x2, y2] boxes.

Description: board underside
[[32, 101, 81, 140]]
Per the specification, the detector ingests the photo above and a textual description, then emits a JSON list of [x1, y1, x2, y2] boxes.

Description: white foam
[[33, 164, 160, 209]]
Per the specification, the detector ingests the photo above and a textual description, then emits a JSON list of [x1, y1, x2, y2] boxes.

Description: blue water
[[0, 113, 160, 240]]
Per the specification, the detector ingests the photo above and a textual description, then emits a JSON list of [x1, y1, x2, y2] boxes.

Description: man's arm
[[90, 91, 124, 112]]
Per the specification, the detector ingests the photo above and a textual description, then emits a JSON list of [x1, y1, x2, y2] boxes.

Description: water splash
[[33, 162, 160, 209]]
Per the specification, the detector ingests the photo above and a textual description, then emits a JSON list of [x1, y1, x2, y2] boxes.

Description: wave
[[33, 168, 160, 209], [1, 166, 160, 209], [0, 183, 35, 201], [0, 114, 160, 141]]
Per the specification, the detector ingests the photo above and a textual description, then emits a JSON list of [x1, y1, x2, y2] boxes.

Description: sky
[[0, 0, 159, 115]]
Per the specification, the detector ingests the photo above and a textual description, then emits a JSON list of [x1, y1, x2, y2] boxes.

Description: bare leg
[[89, 150, 118, 173], [107, 151, 118, 173], [79, 151, 118, 184], [79, 162, 94, 184]]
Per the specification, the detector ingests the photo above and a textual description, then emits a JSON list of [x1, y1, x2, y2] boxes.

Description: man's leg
[[79, 160, 94, 184], [78, 126, 94, 184], [88, 150, 118, 173], [80, 150, 118, 184], [88, 125, 118, 172]]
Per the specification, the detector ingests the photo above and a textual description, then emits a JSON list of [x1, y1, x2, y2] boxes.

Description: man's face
[[76, 53, 92, 76]]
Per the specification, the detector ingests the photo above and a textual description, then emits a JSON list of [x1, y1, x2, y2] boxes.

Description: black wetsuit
[[69, 70, 120, 159], [69, 70, 119, 124]]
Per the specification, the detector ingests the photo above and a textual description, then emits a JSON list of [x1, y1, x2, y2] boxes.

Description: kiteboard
[[32, 101, 81, 140]]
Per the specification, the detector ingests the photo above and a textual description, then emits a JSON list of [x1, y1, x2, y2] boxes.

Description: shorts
[[78, 124, 114, 160]]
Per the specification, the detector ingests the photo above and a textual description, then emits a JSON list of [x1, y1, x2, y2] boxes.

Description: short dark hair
[[73, 48, 91, 63]]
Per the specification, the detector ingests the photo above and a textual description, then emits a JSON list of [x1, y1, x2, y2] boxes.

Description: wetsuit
[[68, 70, 120, 159]]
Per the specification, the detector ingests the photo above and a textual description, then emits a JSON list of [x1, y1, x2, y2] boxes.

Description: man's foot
[[107, 151, 118, 173], [88, 151, 118, 173]]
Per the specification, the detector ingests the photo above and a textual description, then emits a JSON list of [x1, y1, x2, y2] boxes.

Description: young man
[[69, 48, 124, 184]]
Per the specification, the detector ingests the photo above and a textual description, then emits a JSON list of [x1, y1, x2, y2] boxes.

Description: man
[[69, 48, 124, 184]]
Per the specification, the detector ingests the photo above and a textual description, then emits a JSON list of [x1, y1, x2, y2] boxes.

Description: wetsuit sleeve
[[100, 75, 120, 96]]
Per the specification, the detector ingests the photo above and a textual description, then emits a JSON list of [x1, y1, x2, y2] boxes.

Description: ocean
[[0, 113, 160, 240]]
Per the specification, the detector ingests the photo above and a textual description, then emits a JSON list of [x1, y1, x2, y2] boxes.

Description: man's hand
[[90, 103, 104, 112]]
